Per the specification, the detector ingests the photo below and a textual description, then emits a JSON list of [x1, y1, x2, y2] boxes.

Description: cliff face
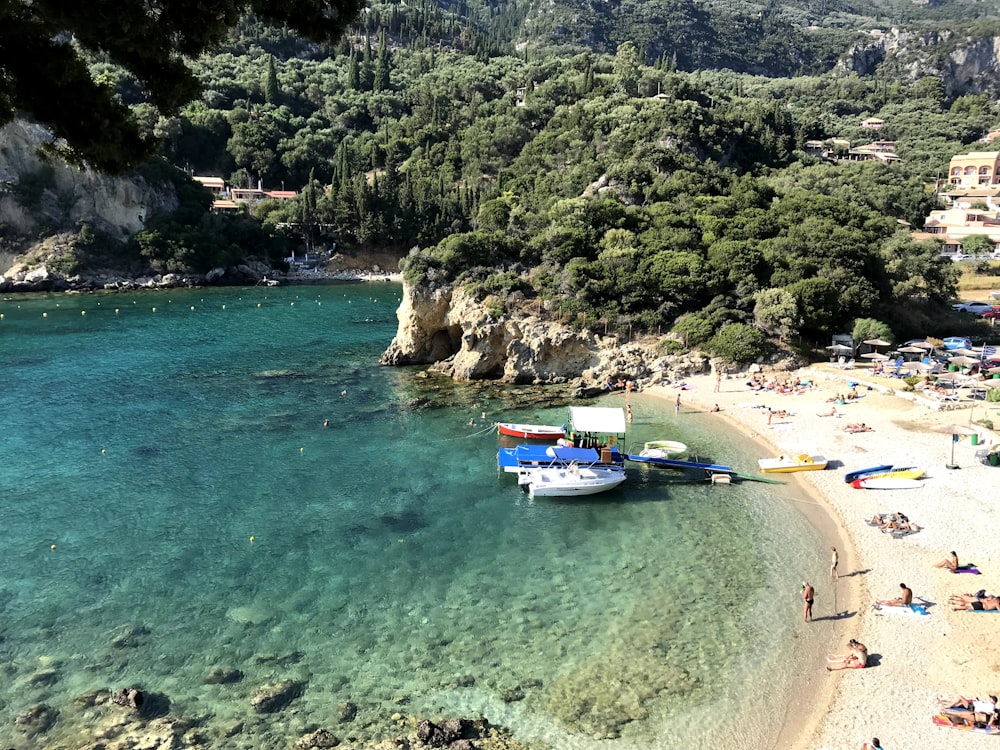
[[0, 120, 178, 249], [838, 29, 1000, 97], [380, 282, 712, 387]]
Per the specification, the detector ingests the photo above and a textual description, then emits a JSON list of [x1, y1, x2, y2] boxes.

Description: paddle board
[[873, 602, 929, 616], [851, 477, 924, 490], [843, 464, 893, 483]]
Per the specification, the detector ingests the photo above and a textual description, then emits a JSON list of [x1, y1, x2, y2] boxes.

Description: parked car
[[952, 301, 994, 315], [981, 308, 1000, 320], [942, 337, 973, 350]]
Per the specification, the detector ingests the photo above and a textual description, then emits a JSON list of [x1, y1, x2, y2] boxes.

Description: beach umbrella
[[951, 347, 977, 357], [826, 343, 853, 352], [909, 341, 935, 349], [863, 338, 891, 347], [898, 346, 927, 353], [860, 352, 888, 360], [949, 355, 979, 366], [934, 423, 978, 469]]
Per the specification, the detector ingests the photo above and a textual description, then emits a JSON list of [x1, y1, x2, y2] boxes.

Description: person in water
[[802, 582, 814, 622]]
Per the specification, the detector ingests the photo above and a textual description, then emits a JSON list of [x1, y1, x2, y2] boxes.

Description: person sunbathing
[[934, 551, 959, 572], [818, 405, 838, 417], [881, 517, 917, 533], [877, 582, 913, 606], [826, 639, 867, 671], [954, 595, 1000, 611], [940, 695, 998, 726], [844, 423, 873, 433]]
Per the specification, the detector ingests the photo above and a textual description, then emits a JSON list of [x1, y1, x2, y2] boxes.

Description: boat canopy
[[546, 446, 600, 462], [568, 406, 627, 434]]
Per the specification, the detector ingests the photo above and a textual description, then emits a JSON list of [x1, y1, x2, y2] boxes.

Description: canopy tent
[[568, 406, 627, 434]]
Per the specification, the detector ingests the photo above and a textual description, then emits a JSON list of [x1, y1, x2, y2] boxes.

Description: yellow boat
[[757, 454, 829, 473]]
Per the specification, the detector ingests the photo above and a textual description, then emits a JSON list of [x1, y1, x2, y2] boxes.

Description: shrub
[[705, 323, 769, 365], [987, 387, 1000, 403]]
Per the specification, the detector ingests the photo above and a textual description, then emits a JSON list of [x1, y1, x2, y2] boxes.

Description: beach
[[645, 363, 1000, 750]]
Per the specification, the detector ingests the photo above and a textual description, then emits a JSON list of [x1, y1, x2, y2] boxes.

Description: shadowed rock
[[251, 679, 305, 713], [15, 703, 57, 736]]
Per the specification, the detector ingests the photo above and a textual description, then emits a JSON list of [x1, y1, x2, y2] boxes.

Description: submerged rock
[[250, 679, 305, 713], [296, 727, 340, 748], [15, 703, 57, 736], [205, 666, 244, 684]]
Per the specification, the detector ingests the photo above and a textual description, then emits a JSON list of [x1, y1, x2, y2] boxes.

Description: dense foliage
[[8, 0, 1000, 350], [0, 0, 365, 172]]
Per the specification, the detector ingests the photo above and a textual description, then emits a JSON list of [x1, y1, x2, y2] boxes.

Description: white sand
[[646, 363, 1000, 749]]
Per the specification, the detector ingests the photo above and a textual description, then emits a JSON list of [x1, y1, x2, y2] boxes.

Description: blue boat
[[498, 444, 624, 474]]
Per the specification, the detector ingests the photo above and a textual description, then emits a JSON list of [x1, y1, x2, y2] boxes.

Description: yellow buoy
[[42, 312, 47, 317], [115, 308, 119, 314], [300, 447, 304, 453], [50, 544, 56, 551], [222, 305, 226, 310], [101, 448, 106, 454], [190, 306, 195, 311], [81, 311, 86, 316], [152, 307, 156, 312], [250, 535, 255, 543]]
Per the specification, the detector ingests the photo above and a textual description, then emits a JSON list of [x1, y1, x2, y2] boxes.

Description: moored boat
[[523, 461, 628, 498], [758, 454, 828, 473], [496, 422, 565, 440]]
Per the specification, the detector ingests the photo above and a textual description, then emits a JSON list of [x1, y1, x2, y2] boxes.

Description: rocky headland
[[380, 280, 791, 392]]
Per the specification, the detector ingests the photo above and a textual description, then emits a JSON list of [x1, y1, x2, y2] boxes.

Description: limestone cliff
[[838, 28, 1000, 97], [0, 120, 177, 246], [380, 282, 713, 387]]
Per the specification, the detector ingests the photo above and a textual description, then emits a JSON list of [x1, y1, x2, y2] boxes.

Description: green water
[[0, 285, 828, 748]]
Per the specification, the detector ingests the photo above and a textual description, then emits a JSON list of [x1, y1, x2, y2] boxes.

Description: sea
[[0, 284, 830, 749]]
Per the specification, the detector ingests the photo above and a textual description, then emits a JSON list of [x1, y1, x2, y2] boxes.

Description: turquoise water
[[0, 285, 828, 748]]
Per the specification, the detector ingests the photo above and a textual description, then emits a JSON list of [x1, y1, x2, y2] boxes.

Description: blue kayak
[[843, 464, 892, 483]]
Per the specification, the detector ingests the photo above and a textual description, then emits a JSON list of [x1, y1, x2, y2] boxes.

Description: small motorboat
[[758, 454, 828, 473], [496, 422, 565, 440], [523, 462, 627, 498], [638, 439, 688, 458]]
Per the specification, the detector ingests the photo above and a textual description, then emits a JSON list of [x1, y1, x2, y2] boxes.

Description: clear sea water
[[0, 284, 829, 749]]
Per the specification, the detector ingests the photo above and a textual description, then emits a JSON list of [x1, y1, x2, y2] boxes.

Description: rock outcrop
[[380, 282, 715, 388], [837, 28, 1000, 97]]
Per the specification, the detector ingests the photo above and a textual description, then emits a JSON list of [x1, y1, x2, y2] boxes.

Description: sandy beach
[[645, 362, 1000, 750]]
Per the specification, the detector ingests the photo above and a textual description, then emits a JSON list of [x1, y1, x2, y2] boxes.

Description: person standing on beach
[[714, 371, 721, 393], [802, 581, 814, 622], [830, 547, 839, 580], [675, 393, 681, 414], [626, 404, 633, 423]]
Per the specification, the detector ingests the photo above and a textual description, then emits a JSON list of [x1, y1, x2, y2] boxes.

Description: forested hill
[[3, 0, 999, 352]]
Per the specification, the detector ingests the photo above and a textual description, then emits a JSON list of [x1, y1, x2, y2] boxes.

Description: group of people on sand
[[869, 512, 918, 534], [938, 694, 1000, 728], [827, 638, 868, 671], [745, 374, 815, 394]]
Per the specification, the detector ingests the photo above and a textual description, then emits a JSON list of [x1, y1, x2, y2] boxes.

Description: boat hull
[[843, 464, 893, 483], [758, 454, 828, 473], [525, 466, 627, 498], [497, 422, 565, 440]]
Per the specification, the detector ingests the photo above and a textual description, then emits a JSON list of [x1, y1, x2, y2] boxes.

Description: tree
[[0, 0, 365, 173], [852, 318, 894, 348]]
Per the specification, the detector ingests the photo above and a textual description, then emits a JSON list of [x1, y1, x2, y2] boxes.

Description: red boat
[[496, 422, 565, 440]]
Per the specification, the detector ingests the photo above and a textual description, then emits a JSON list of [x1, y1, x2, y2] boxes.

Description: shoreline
[[648, 364, 1000, 749], [642, 384, 858, 750]]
